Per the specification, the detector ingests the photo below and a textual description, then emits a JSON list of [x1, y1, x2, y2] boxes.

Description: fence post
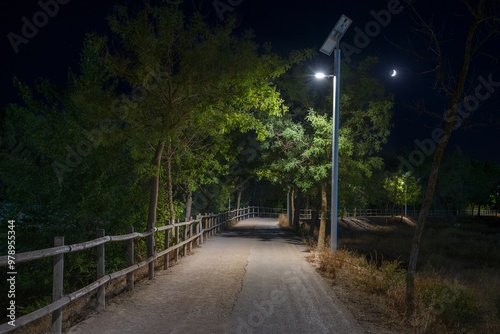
[[182, 219, 187, 256], [189, 217, 193, 252], [164, 221, 170, 270], [147, 227, 155, 280], [127, 227, 134, 291], [214, 214, 217, 233], [198, 213, 203, 245], [204, 213, 208, 240], [51, 236, 64, 334], [96, 229, 105, 312], [175, 219, 180, 263], [211, 215, 214, 236]]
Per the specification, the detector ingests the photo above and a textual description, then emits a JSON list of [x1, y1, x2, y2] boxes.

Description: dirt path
[[67, 218, 365, 334]]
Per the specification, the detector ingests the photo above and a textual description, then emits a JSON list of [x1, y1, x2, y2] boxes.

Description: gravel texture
[[67, 218, 365, 334]]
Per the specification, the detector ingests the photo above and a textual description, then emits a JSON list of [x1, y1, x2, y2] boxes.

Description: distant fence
[[0, 206, 270, 334], [298, 208, 499, 219]]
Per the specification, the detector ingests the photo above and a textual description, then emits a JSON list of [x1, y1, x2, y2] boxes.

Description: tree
[[401, 0, 500, 320], [466, 159, 500, 215], [88, 2, 310, 275], [260, 57, 393, 247], [384, 171, 422, 218], [490, 182, 500, 213], [0, 46, 147, 242], [433, 148, 470, 211]]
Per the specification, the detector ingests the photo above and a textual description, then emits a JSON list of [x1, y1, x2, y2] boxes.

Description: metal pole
[[52, 236, 64, 334], [331, 48, 341, 254]]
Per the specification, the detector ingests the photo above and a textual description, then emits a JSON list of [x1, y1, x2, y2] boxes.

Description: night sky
[[1, 0, 499, 164]]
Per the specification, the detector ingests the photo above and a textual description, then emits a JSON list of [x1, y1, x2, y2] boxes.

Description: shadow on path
[[220, 218, 303, 245]]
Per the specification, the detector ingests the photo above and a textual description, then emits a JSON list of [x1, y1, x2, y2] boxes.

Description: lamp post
[[316, 15, 352, 254], [404, 172, 409, 217]]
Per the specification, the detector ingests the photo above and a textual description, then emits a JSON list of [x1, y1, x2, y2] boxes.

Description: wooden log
[[197, 214, 202, 245], [182, 220, 187, 256], [126, 226, 134, 291], [189, 218, 193, 253], [164, 220, 170, 270], [147, 226, 155, 280], [174, 220, 179, 263], [51, 236, 64, 334], [211, 214, 214, 236], [96, 229, 105, 312]]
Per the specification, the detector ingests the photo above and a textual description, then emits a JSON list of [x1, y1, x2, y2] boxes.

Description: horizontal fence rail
[[0, 206, 265, 334], [298, 208, 499, 219]]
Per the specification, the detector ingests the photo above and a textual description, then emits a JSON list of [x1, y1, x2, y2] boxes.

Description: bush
[[317, 248, 349, 279], [417, 278, 482, 327], [355, 253, 406, 296], [278, 214, 289, 228]]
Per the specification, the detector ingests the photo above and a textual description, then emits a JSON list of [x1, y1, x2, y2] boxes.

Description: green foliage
[[417, 279, 482, 326], [355, 256, 406, 295], [260, 57, 393, 208], [93, 1, 311, 218], [0, 1, 312, 316], [433, 148, 500, 211], [384, 171, 422, 210]]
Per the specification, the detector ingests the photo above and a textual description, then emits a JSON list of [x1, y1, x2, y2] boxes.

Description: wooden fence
[[0, 206, 265, 334], [299, 208, 499, 219]]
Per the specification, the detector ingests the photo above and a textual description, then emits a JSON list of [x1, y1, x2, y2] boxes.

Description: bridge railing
[[0, 206, 264, 334]]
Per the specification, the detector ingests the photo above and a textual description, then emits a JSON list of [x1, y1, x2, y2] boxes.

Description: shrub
[[417, 278, 482, 327], [354, 252, 406, 296], [317, 248, 349, 279], [278, 214, 289, 228]]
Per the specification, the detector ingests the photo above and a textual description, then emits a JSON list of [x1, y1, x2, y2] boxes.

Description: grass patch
[[278, 214, 290, 228], [302, 216, 500, 333]]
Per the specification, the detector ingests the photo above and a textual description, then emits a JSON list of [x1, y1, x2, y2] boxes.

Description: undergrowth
[[305, 238, 491, 333]]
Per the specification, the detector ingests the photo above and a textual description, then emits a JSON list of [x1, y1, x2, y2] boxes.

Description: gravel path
[[67, 218, 365, 334]]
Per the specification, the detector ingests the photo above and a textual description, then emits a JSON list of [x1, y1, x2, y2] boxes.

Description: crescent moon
[[391, 69, 397, 77]]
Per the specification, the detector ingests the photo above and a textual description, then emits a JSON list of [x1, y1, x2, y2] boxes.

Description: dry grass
[[301, 217, 500, 334], [226, 218, 239, 229], [278, 214, 290, 228]]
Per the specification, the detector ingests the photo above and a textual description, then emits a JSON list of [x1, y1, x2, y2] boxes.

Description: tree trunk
[[290, 187, 295, 227], [477, 204, 481, 217], [318, 181, 327, 250], [405, 119, 454, 320], [310, 205, 318, 237], [405, 0, 488, 320], [294, 191, 301, 230], [146, 140, 165, 279], [185, 191, 192, 222], [167, 139, 175, 222], [237, 189, 243, 211]]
